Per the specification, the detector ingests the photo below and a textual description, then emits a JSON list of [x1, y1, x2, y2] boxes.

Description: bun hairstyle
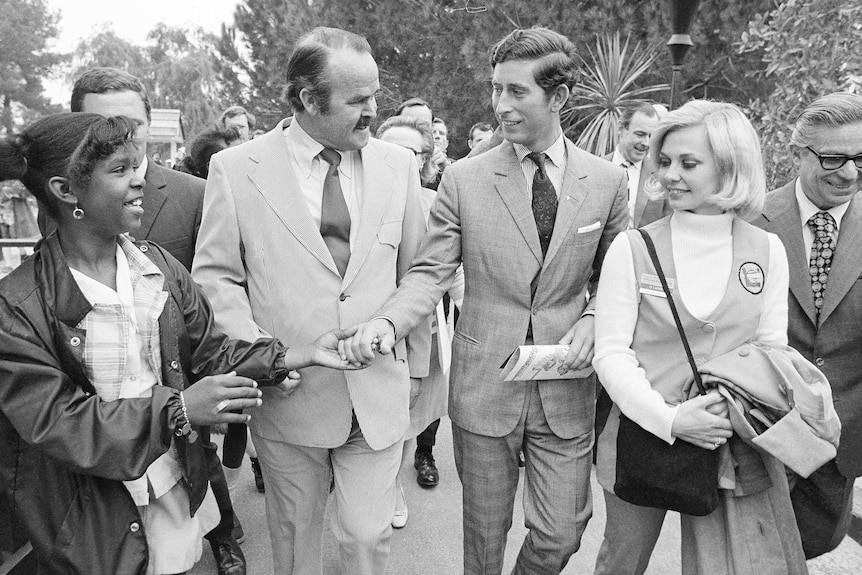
[[0, 113, 137, 218]]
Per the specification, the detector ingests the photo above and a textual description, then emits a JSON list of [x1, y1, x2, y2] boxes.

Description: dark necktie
[[527, 152, 558, 257], [319, 148, 351, 277], [807, 211, 836, 320]]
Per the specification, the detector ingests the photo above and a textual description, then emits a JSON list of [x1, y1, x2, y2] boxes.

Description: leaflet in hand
[[500, 345, 593, 381]]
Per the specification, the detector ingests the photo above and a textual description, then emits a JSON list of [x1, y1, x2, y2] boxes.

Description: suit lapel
[[764, 181, 817, 326], [494, 143, 542, 264], [140, 161, 166, 240], [248, 123, 339, 276], [820, 192, 862, 323], [342, 143, 396, 287], [544, 140, 588, 267]]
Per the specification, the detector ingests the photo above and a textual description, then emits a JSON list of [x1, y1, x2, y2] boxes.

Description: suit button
[[170, 360, 179, 370], [738, 347, 749, 357], [139, 244, 148, 252], [814, 357, 825, 367], [339, 293, 348, 302], [70, 336, 81, 347], [703, 324, 715, 334], [130, 522, 140, 533]]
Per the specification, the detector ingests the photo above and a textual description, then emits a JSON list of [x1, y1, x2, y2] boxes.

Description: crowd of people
[[0, 22, 860, 575]]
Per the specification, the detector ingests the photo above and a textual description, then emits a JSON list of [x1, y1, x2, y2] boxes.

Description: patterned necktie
[[319, 148, 351, 277], [527, 152, 558, 257], [807, 211, 836, 320]]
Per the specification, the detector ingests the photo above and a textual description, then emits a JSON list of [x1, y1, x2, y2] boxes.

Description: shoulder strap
[[637, 228, 706, 395]]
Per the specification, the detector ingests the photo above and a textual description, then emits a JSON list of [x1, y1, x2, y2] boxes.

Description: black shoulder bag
[[612, 229, 720, 516]]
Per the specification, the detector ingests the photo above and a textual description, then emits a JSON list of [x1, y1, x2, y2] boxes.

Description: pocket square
[[577, 221, 602, 233]]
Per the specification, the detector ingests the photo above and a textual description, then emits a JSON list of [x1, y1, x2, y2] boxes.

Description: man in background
[[603, 101, 669, 229], [755, 92, 862, 559]]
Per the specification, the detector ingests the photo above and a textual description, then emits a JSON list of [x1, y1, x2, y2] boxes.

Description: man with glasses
[[755, 92, 862, 559]]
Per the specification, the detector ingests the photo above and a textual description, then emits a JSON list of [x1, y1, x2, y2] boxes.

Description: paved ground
[[192, 418, 862, 575]]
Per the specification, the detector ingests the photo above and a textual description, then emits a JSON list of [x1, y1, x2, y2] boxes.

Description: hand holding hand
[[339, 318, 396, 365], [671, 393, 733, 450], [182, 372, 261, 426], [308, 326, 367, 370], [557, 315, 595, 373]]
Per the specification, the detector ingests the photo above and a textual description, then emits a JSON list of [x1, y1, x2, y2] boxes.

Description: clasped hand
[[671, 390, 733, 450]]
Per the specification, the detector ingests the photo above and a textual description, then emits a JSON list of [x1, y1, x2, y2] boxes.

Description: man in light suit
[[754, 92, 862, 559], [344, 28, 628, 574], [192, 27, 430, 575], [603, 101, 670, 229]]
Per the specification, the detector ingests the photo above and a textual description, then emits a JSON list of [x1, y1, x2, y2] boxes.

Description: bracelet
[[175, 391, 198, 443]]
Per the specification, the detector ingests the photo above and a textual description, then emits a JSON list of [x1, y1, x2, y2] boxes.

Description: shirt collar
[[513, 132, 566, 169], [611, 148, 641, 170], [795, 178, 850, 230], [285, 118, 354, 180], [119, 234, 164, 280]]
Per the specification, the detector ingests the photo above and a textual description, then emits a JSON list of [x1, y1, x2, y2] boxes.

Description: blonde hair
[[646, 100, 766, 220]]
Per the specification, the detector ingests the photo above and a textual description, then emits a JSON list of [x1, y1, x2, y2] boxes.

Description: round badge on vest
[[738, 262, 764, 294]]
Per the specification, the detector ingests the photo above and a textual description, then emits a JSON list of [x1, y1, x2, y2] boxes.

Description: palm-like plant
[[564, 32, 669, 156]]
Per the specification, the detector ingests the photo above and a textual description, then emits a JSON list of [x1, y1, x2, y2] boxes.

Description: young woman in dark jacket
[[0, 113, 359, 574]]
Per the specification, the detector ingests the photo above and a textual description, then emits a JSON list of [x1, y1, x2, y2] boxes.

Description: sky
[[43, 0, 241, 104]]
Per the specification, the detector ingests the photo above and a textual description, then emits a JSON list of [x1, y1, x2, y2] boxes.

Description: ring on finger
[[212, 399, 231, 415]]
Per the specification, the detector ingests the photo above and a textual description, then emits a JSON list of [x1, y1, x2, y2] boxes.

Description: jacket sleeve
[[0, 296, 181, 480], [191, 154, 271, 342], [398, 159, 433, 379], [156, 244, 289, 386]]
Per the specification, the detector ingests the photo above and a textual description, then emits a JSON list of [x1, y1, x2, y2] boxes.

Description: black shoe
[[414, 450, 439, 488], [250, 457, 265, 493], [210, 537, 246, 575]]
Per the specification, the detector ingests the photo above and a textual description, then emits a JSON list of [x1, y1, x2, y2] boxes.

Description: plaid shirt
[[73, 235, 167, 401], [71, 235, 175, 504]]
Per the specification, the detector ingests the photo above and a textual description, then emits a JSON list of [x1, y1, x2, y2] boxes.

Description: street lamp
[[667, 0, 701, 109]]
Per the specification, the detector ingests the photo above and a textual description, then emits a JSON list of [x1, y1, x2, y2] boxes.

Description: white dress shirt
[[611, 148, 642, 224], [284, 119, 364, 249], [513, 133, 567, 198]]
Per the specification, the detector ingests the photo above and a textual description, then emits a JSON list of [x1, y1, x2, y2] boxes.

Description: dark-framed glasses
[[806, 146, 862, 170]]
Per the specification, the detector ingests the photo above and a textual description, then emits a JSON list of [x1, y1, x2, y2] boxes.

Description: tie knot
[[808, 211, 836, 233], [527, 151, 546, 169], [320, 148, 341, 167]]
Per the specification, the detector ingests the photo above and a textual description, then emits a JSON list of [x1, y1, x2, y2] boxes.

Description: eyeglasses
[[806, 146, 862, 170]]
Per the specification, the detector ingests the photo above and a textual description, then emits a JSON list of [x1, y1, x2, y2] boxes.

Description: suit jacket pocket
[[571, 225, 603, 246], [453, 329, 479, 346], [377, 220, 403, 248]]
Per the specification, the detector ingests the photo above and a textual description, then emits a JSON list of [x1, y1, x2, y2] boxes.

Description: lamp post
[[667, 0, 701, 110]]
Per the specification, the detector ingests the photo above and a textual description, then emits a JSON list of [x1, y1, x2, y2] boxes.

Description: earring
[[72, 205, 85, 220]]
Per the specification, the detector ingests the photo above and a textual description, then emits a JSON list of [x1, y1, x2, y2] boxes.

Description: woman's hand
[[670, 391, 733, 450], [182, 372, 262, 426], [280, 326, 369, 371]]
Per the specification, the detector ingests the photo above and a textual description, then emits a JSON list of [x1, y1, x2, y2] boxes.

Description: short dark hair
[[218, 105, 255, 130], [71, 67, 152, 122], [0, 113, 137, 218], [395, 97, 433, 118], [286, 27, 373, 115], [489, 27, 579, 95], [179, 128, 234, 179], [469, 122, 493, 140], [620, 101, 658, 129]]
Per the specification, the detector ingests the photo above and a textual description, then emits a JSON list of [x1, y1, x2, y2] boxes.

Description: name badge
[[639, 273, 674, 298]]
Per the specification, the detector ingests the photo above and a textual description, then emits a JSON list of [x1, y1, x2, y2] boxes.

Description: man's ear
[[300, 88, 320, 116], [790, 145, 804, 169], [48, 176, 78, 207], [549, 84, 570, 113]]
